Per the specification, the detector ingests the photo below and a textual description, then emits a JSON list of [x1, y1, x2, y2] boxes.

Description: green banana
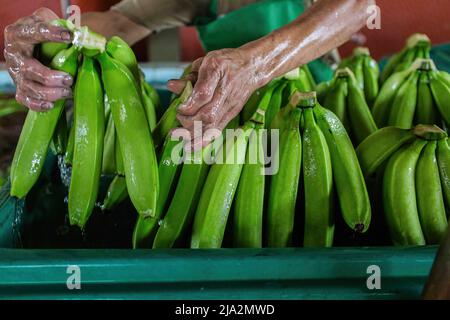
[[302, 107, 334, 247], [97, 52, 158, 218], [191, 122, 255, 248], [102, 114, 116, 175], [363, 53, 380, 106], [438, 71, 450, 88], [296, 67, 313, 91], [10, 46, 79, 198], [314, 104, 371, 232], [269, 91, 302, 130], [105, 36, 140, 81], [133, 136, 184, 248], [380, 49, 406, 84], [356, 127, 417, 177], [267, 108, 302, 247], [437, 139, 450, 211], [243, 82, 277, 125], [429, 70, 450, 126], [101, 175, 127, 211], [393, 47, 417, 74], [265, 82, 286, 128], [242, 88, 264, 123], [143, 81, 162, 119], [115, 133, 125, 176], [352, 55, 365, 91], [323, 77, 349, 132], [152, 145, 210, 249], [64, 119, 75, 166], [68, 56, 105, 227], [388, 72, 419, 128], [315, 81, 330, 104], [140, 80, 157, 131], [152, 82, 192, 149], [383, 139, 426, 245], [233, 124, 265, 248], [347, 74, 378, 145], [51, 109, 68, 155], [380, 34, 431, 83], [372, 68, 414, 127], [105, 36, 159, 131], [415, 71, 440, 125], [302, 64, 317, 89], [416, 141, 448, 244]]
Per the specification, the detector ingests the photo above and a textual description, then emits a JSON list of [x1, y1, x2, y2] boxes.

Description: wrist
[[239, 42, 272, 89]]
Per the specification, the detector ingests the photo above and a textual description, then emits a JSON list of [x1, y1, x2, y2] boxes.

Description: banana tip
[[355, 224, 365, 233]]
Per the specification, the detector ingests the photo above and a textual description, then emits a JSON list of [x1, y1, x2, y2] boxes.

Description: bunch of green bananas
[[380, 33, 431, 83], [338, 47, 379, 106], [372, 58, 450, 129], [269, 92, 370, 248], [357, 125, 449, 245], [320, 68, 378, 145], [149, 90, 369, 249], [241, 64, 316, 126], [9, 20, 161, 229]]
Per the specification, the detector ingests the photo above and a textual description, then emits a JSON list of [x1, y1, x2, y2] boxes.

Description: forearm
[[81, 10, 150, 45], [241, 0, 375, 87]]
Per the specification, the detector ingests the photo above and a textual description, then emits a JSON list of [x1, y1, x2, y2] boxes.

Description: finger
[[191, 57, 203, 72], [15, 90, 53, 111], [12, 21, 71, 44], [22, 58, 73, 87], [21, 79, 72, 102], [167, 72, 198, 95], [177, 87, 227, 135], [177, 61, 221, 116], [167, 79, 187, 95]]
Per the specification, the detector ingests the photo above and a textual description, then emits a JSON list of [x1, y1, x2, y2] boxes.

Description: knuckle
[[196, 88, 212, 101], [201, 110, 215, 123]]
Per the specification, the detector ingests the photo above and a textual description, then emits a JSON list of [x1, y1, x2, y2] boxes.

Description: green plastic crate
[[0, 247, 436, 300]]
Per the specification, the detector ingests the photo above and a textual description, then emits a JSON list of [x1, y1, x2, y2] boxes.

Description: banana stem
[[250, 82, 278, 124], [413, 124, 448, 141], [297, 91, 317, 108]]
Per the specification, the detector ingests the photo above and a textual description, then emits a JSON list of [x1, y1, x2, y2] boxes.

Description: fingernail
[[61, 31, 71, 42], [63, 76, 73, 86], [42, 102, 53, 109], [63, 88, 72, 98], [178, 99, 191, 111], [178, 103, 187, 111]]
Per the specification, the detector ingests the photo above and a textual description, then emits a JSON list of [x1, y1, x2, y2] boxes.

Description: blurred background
[[1, 0, 450, 63]]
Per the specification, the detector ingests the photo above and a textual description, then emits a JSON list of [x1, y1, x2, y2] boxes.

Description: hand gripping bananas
[[10, 20, 162, 229]]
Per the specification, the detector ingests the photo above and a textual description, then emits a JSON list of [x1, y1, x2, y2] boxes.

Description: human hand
[[167, 48, 266, 150], [4, 8, 73, 111]]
